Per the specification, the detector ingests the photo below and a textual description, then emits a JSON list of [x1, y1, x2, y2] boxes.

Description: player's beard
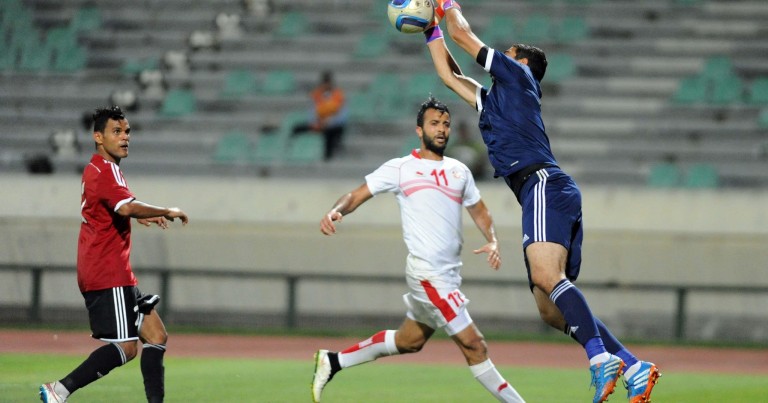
[[423, 134, 447, 156]]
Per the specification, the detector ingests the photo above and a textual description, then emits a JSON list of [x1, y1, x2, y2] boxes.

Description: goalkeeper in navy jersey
[[422, 2, 660, 403]]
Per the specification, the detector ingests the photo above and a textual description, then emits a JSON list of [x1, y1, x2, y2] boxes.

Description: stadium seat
[[519, 14, 552, 43], [404, 72, 441, 104], [158, 89, 196, 117], [286, 134, 324, 164], [17, 39, 50, 72], [684, 163, 719, 188], [259, 70, 295, 95], [71, 6, 101, 32], [647, 162, 682, 188], [53, 45, 87, 72], [275, 12, 306, 38], [353, 31, 389, 59], [757, 108, 768, 128], [554, 16, 589, 44], [545, 53, 577, 83], [672, 76, 708, 104], [481, 16, 516, 49], [710, 75, 743, 105], [251, 111, 305, 164], [121, 57, 159, 75], [747, 78, 768, 105], [213, 130, 252, 163], [700, 56, 733, 81], [347, 91, 376, 121], [221, 69, 258, 98], [401, 134, 422, 156]]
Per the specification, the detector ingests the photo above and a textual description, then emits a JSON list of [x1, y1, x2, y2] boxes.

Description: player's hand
[[320, 211, 343, 235], [473, 240, 501, 270], [137, 217, 169, 229], [164, 207, 189, 225], [434, 0, 461, 21]]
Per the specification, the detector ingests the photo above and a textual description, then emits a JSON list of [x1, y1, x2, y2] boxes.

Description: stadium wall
[[1, 174, 766, 340]]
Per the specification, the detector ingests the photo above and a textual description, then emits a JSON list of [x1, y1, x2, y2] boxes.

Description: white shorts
[[402, 255, 473, 336]]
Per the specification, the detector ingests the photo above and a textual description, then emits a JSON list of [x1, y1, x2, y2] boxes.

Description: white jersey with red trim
[[365, 149, 481, 280]]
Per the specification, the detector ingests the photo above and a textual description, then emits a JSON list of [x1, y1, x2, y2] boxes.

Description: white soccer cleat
[[311, 349, 333, 403], [39, 382, 67, 403]]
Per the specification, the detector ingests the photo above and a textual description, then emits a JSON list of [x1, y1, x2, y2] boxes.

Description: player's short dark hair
[[416, 96, 450, 127], [511, 44, 547, 83], [92, 106, 126, 133]]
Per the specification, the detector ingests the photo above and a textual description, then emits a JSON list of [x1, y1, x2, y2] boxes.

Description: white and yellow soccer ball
[[387, 0, 435, 34]]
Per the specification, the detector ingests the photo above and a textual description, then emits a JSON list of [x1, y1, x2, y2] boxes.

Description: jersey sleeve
[[96, 164, 135, 212], [364, 159, 401, 196], [461, 166, 482, 207]]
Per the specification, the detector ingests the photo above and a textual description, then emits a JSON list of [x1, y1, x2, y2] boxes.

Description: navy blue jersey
[[475, 48, 558, 178]]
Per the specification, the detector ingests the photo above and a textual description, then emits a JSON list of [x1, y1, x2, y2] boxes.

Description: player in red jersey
[[40, 106, 188, 403]]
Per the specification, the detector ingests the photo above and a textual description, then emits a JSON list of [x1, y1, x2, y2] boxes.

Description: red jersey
[[77, 154, 137, 292]]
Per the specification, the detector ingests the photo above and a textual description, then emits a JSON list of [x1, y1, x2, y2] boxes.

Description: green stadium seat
[[287, 134, 324, 164], [401, 134, 422, 156], [672, 76, 707, 104], [71, 6, 101, 32], [259, 70, 295, 95], [53, 45, 87, 72], [159, 89, 196, 117], [121, 57, 159, 75], [251, 111, 305, 164], [403, 72, 441, 104], [213, 130, 252, 163], [700, 56, 733, 81], [684, 163, 719, 188], [221, 69, 258, 98], [747, 78, 768, 105], [757, 108, 768, 128], [554, 16, 589, 43], [647, 162, 682, 188], [17, 39, 50, 72], [710, 74, 743, 105], [275, 12, 306, 38], [347, 91, 376, 121], [353, 31, 389, 59], [481, 16, 516, 49], [519, 14, 552, 43], [545, 53, 576, 83]]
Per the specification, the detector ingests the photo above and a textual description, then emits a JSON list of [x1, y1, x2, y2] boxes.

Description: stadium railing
[[2, 264, 767, 342]]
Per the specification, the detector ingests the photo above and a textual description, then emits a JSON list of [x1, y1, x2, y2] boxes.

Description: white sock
[[338, 329, 399, 368], [54, 381, 71, 398], [589, 352, 612, 366], [469, 359, 525, 403], [624, 361, 642, 379]]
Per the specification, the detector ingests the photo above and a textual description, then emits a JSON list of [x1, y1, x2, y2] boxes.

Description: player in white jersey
[[311, 97, 524, 403]]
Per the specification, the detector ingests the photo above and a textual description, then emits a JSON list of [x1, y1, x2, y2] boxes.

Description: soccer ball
[[387, 0, 435, 34]]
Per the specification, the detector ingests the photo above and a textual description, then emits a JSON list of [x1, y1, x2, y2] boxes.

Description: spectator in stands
[[40, 106, 189, 403], [292, 70, 348, 161], [423, 2, 660, 403], [447, 120, 488, 180]]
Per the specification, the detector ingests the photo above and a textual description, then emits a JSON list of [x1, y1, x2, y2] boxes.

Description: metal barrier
[[3, 264, 767, 341]]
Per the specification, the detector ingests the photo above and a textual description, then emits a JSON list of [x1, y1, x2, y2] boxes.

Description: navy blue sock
[[550, 279, 604, 358], [594, 318, 638, 368]]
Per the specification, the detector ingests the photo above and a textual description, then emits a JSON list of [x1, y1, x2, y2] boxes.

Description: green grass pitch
[[2, 353, 764, 402]]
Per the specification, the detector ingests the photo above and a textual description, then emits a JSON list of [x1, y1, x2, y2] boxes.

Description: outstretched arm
[[117, 200, 189, 225], [466, 199, 501, 270], [424, 3, 485, 109], [319, 183, 373, 235]]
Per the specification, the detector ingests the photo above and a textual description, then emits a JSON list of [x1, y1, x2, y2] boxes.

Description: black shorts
[[83, 286, 158, 342]]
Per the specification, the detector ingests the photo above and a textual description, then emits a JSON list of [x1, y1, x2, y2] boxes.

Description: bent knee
[[117, 341, 139, 361], [144, 330, 168, 345]]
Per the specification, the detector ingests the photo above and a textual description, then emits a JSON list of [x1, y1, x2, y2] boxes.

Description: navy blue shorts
[[516, 167, 583, 289]]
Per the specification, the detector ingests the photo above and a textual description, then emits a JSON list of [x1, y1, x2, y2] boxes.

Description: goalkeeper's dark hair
[[92, 105, 126, 133], [510, 44, 547, 83], [416, 96, 450, 128]]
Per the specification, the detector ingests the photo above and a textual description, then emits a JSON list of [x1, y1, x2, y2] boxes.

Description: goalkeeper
[[423, 2, 660, 403]]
